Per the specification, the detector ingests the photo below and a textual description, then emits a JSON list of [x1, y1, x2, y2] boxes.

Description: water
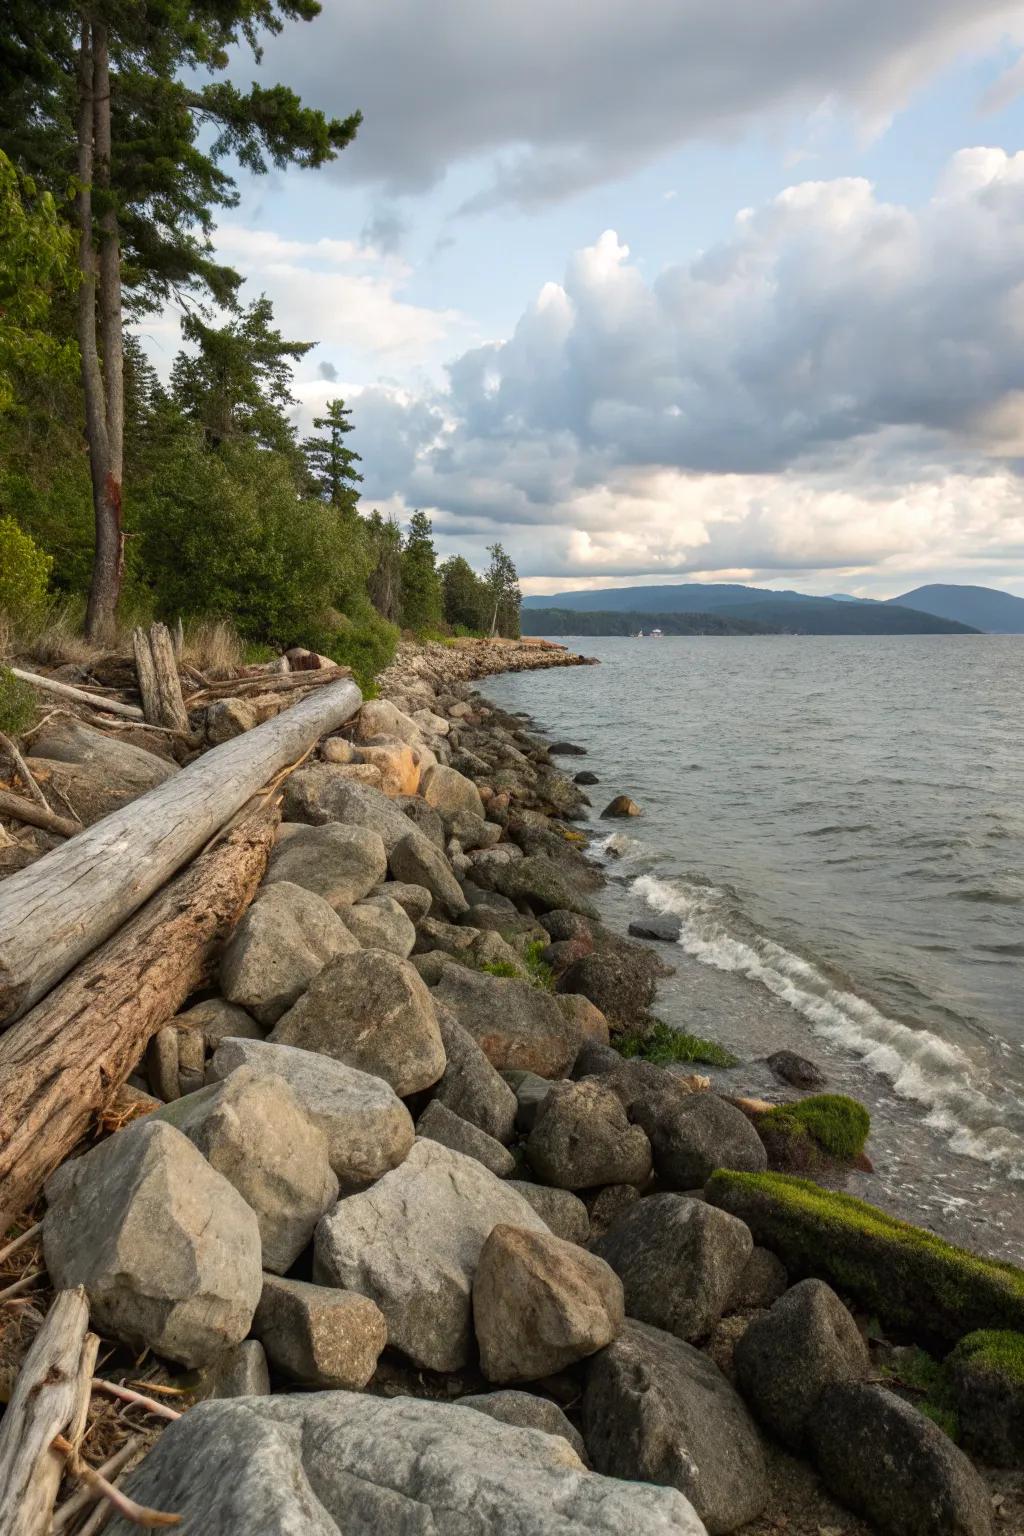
[[484, 635, 1024, 1259]]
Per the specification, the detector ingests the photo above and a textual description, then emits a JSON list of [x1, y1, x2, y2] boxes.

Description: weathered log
[[10, 667, 144, 721], [132, 624, 189, 733], [0, 675, 361, 1024], [0, 787, 82, 840], [0, 1287, 93, 1536], [0, 804, 278, 1230]]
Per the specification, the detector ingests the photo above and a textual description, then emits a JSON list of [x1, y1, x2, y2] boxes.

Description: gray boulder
[[43, 1120, 262, 1368], [220, 880, 357, 1025], [474, 1223, 624, 1383], [420, 762, 486, 820], [152, 1067, 337, 1274], [393, 794, 447, 847], [948, 1331, 1024, 1467], [456, 1391, 587, 1462], [282, 771, 416, 850], [583, 1320, 768, 1535], [27, 716, 177, 825], [511, 1070, 555, 1132], [271, 950, 445, 1097], [206, 697, 258, 743], [338, 894, 416, 957], [507, 1182, 590, 1245], [446, 810, 502, 850], [210, 1038, 413, 1189], [107, 1393, 705, 1536], [630, 1091, 768, 1187], [192, 1340, 270, 1401], [527, 1079, 652, 1190], [417, 1099, 516, 1177], [734, 1278, 868, 1450], [265, 823, 387, 909], [572, 1038, 622, 1078], [252, 1274, 387, 1389], [313, 1138, 550, 1372], [389, 830, 470, 916], [594, 1195, 753, 1343], [432, 1010, 518, 1144], [434, 965, 581, 1077], [810, 1382, 993, 1536], [370, 879, 433, 922], [486, 854, 599, 919], [727, 1246, 788, 1312], [557, 948, 657, 1024], [175, 998, 263, 1049]]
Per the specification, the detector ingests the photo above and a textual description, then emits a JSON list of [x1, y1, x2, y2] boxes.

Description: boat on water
[[632, 628, 663, 637]]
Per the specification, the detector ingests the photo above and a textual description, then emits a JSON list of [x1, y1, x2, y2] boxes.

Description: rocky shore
[[2, 636, 1022, 1534]]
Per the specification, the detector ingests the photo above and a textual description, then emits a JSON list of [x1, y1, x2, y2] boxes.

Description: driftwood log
[[0, 674, 361, 1024], [0, 1287, 96, 1536], [0, 803, 278, 1231], [10, 667, 144, 721], [0, 788, 82, 840], [132, 623, 189, 733]]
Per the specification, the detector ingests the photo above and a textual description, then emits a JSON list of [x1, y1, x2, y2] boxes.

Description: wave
[[630, 871, 1024, 1180]]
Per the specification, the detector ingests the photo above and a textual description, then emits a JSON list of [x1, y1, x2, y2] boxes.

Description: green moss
[[616, 1019, 738, 1068], [0, 665, 35, 735], [522, 938, 555, 991], [949, 1329, 1024, 1385], [757, 1094, 870, 1165], [480, 960, 519, 979], [706, 1170, 1024, 1345]]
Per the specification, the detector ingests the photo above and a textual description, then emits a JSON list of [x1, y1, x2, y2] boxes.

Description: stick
[[52, 1434, 181, 1529], [90, 1380, 182, 1423], [0, 1220, 41, 1267], [0, 732, 48, 809], [52, 1438, 143, 1532], [9, 669, 144, 721], [0, 788, 82, 840], [0, 1270, 44, 1302], [0, 1288, 91, 1536]]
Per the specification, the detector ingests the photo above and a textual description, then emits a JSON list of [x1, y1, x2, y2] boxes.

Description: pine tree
[[0, 2, 360, 641], [440, 554, 488, 632], [400, 510, 443, 632], [365, 511, 404, 624], [303, 398, 363, 508]]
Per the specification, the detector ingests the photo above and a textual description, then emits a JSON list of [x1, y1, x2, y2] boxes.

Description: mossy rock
[[946, 1330, 1024, 1466], [753, 1095, 871, 1171], [706, 1170, 1024, 1346], [615, 1019, 738, 1069]]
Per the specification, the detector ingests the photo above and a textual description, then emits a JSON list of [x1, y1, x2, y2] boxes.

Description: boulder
[[337, 894, 416, 957], [727, 1247, 788, 1312], [809, 1382, 993, 1536], [209, 1038, 413, 1190], [540, 910, 593, 943], [175, 998, 263, 1050], [264, 823, 388, 909], [282, 773, 415, 852], [511, 1070, 555, 1133], [766, 1049, 827, 1090], [355, 737, 420, 796], [411, 707, 450, 736], [593, 1195, 753, 1343], [312, 761, 384, 789], [27, 717, 177, 825], [320, 735, 355, 763], [394, 794, 447, 847], [434, 966, 582, 1078], [628, 914, 682, 943], [474, 1224, 624, 1383], [370, 879, 433, 923], [152, 1067, 338, 1274], [417, 1099, 516, 1178], [558, 949, 657, 1024], [734, 1279, 869, 1449], [192, 1340, 270, 1401], [353, 697, 423, 745], [571, 1038, 622, 1078], [486, 854, 599, 919], [631, 1091, 768, 1188], [556, 993, 610, 1045], [586, 1184, 640, 1242], [446, 810, 502, 851], [420, 762, 486, 820], [547, 741, 586, 757], [432, 1010, 518, 1143], [456, 1391, 587, 1462], [252, 1274, 387, 1389], [527, 1079, 652, 1190], [506, 1182, 590, 1245], [574, 770, 599, 785], [271, 950, 445, 1097], [205, 697, 258, 744], [43, 1120, 262, 1368], [313, 1139, 550, 1372], [220, 880, 357, 1025], [601, 795, 642, 818], [583, 1320, 768, 1535], [947, 1330, 1024, 1467], [107, 1393, 705, 1536], [389, 830, 470, 916]]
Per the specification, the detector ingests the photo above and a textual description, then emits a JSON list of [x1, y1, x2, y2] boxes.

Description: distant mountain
[[520, 609, 779, 637], [522, 602, 975, 637], [888, 584, 1024, 634], [522, 582, 811, 613]]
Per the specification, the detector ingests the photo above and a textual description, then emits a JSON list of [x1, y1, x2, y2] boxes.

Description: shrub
[[755, 1094, 871, 1168], [616, 1019, 738, 1068], [522, 938, 555, 991], [0, 664, 35, 735], [0, 514, 51, 623], [706, 1170, 1024, 1345], [314, 605, 399, 694]]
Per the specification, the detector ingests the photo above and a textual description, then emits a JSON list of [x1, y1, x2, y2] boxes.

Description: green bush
[[616, 1019, 738, 1068], [755, 1094, 871, 1168], [0, 664, 35, 735], [314, 604, 398, 694], [0, 514, 51, 622], [706, 1170, 1024, 1345]]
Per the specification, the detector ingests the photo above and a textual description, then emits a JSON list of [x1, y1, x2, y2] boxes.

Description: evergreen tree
[[400, 510, 443, 632], [440, 554, 488, 632], [0, 2, 360, 640], [485, 542, 521, 637], [365, 510, 403, 624], [0, 150, 78, 412], [303, 397, 363, 508]]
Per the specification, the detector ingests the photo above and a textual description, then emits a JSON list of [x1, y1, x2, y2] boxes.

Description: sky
[[140, 0, 1024, 598]]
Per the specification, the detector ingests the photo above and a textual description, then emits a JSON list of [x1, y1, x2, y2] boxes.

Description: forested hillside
[[0, 4, 520, 690]]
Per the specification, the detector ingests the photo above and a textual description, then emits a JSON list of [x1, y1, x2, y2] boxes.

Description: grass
[[522, 938, 555, 991], [755, 1094, 871, 1166], [615, 1018, 738, 1068], [706, 1170, 1024, 1345], [0, 666, 36, 735], [480, 960, 519, 979], [880, 1345, 959, 1440]]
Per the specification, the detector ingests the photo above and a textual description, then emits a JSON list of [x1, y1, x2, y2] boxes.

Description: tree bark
[[0, 1288, 94, 1536], [132, 624, 189, 732], [10, 665, 144, 720], [0, 789, 82, 840], [0, 805, 278, 1232], [0, 675, 361, 1024]]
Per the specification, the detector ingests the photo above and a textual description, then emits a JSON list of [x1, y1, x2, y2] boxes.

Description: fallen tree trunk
[[0, 1287, 95, 1536], [0, 803, 278, 1230], [0, 675, 361, 1024], [10, 667, 144, 721], [0, 788, 82, 840]]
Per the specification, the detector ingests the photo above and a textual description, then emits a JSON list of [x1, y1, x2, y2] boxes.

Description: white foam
[[632, 872, 1024, 1180]]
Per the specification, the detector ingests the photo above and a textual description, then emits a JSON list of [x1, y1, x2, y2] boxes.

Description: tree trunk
[[82, 24, 124, 648], [0, 675, 361, 1025], [132, 624, 189, 732], [0, 805, 278, 1232]]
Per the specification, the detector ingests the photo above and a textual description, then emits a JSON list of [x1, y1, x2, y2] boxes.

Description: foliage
[[756, 1094, 871, 1165], [706, 1171, 1024, 1344], [0, 514, 52, 621], [949, 1329, 1024, 1386], [441, 554, 489, 632], [0, 665, 36, 735], [480, 960, 519, 979], [0, 150, 78, 410], [365, 510, 403, 624], [485, 542, 521, 638], [400, 510, 443, 632], [313, 605, 399, 694], [520, 608, 779, 637], [522, 938, 555, 990], [616, 1019, 738, 1067], [303, 397, 362, 507]]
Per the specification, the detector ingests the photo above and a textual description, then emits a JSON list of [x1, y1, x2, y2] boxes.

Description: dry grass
[[178, 619, 245, 680], [0, 602, 105, 669]]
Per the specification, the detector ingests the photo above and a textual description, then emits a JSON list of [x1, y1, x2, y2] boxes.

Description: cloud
[[317, 360, 339, 382], [345, 150, 1024, 590], [252, 0, 1024, 204]]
